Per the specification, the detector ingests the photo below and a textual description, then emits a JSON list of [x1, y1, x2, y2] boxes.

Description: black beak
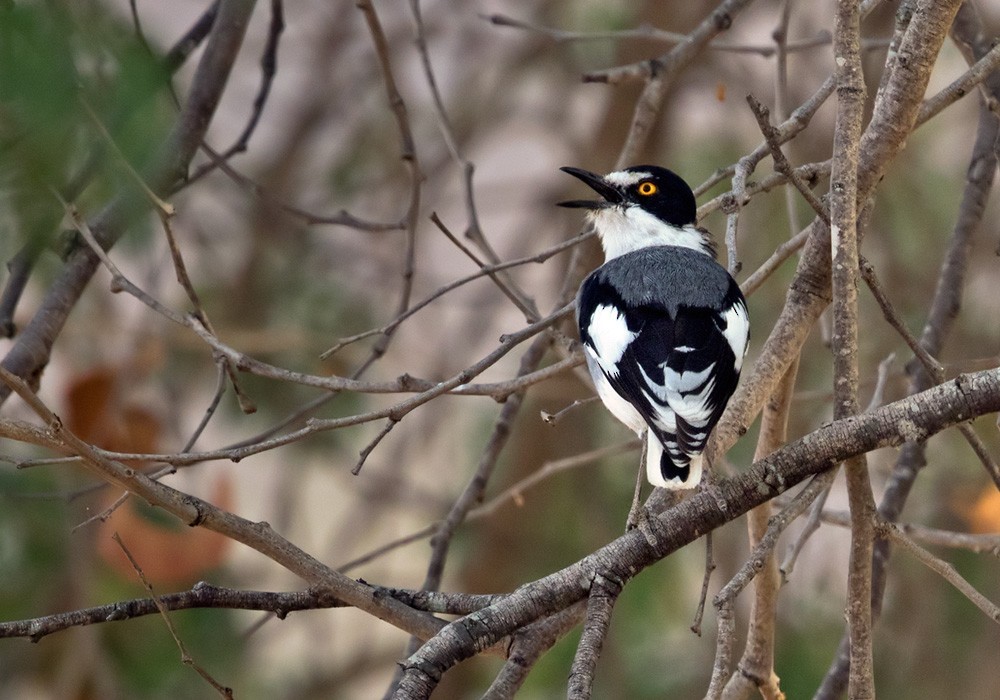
[[557, 166, 622, 209]]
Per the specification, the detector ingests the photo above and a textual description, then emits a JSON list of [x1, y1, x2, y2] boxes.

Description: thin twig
[[336, 440, 639, 574], [320, 231, 590, 360], [191, 147, 407, 231], [182, 360, 231, 453], [160, 208, 255, 414], [915, 37, 1000, 128], [429, 213, 540, 322], [746, 94, 830, 225], [410, 0, 505, 286], [690, 532, 716, 636], [112, 534, 233, 698], [484, 10, 839, 57], [76, 97, 174, 217], [773, 0, 801, 238], [878, 522, 1000, 623], [355, 0, 423, 435], [353, 419, 398, 475], [864, 353, 896, 412], [809, 508, 1000, 556], [860, 256, 1000, 488], [540, 396, 602, 425], [739, 221, 814, 297], [858, 258, 944, 376], [187, 0, 285, 184], [779, 475, 833, 579], [472, 440, 640, 520]]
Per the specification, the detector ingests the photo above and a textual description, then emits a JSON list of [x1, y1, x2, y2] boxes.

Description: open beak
[[557, 166, 622, 209]]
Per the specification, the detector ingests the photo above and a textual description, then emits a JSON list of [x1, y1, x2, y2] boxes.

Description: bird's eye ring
[[637, 182, 657, 196]]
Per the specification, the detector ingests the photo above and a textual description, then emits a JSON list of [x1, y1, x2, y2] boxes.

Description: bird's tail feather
[[645, 433, 703, 489]]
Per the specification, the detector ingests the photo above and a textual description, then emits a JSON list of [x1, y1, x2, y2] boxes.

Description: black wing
[[578, 251, 747, 480]]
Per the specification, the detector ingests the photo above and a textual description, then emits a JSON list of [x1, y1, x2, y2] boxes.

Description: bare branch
[[614, 0, 758, 167], [879, 522, 1000, 623], [568, 574, 621, 699], [830, 0, 876, 694], [187, 0, 285, 184], [112, 534, 233, 698], [718, 355, 799, 699], [391, 366, 1000, 697], [690, 532, 717, 638], [746, 94, 829, 225], [0, 367, 448, 644]]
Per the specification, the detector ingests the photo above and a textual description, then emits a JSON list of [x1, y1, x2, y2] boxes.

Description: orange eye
[[637, 181, 657, 196]]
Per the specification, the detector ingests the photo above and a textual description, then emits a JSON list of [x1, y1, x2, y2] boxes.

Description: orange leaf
[[97, 474, 234, 587], [965, 487, 1000, 534]]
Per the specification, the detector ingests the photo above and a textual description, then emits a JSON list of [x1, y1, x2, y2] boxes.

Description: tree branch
[[390, 366, 1000, 698], [830, 0, 876, 695], [0, 0, 259, 403]]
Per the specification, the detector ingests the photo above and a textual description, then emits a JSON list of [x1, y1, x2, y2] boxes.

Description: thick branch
[[710, 0, 964, 479], [830, 0, 875, 696], [390, 367, 1000, 698]]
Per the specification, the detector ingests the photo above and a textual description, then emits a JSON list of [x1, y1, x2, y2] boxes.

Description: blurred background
[[1, 0, 999, 697]]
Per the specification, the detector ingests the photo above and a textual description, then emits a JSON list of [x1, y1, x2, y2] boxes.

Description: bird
[[559, 164, 749, 490]]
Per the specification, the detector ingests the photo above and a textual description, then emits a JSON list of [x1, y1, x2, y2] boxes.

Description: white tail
[[644, 432, 703, 489]]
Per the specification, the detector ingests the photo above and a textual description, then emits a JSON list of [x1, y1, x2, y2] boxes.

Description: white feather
[[583, 350, 646, 435], [646, 439, 703, 489], [662, 363, 714, 395], [586, 304, 637, 377], [603, 170, 652, 187], [722, 301, 751, 371], [587, 206, 708, 260], [638, 365, 716, 427]]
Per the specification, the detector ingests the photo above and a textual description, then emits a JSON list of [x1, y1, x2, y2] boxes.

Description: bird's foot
[[626, 501, 659, 547]]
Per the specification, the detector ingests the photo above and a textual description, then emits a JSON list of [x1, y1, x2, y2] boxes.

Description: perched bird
[[560, 165, 749, 489]]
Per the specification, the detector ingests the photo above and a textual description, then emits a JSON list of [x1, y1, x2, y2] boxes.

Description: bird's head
[[559, 165, 711, 259]]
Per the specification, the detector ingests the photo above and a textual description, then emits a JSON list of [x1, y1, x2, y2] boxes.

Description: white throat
[[588, 205, 711, 261]]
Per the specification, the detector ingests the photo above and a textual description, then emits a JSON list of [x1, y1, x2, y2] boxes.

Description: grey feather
[[588, 247, 733, 313]]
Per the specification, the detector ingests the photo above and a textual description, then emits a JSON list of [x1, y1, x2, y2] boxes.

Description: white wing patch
[[586, 304, 637, 377], [722, 300, 750, 371]]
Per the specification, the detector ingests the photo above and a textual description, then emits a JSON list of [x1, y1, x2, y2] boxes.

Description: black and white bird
[[560, 165, 749, 489]]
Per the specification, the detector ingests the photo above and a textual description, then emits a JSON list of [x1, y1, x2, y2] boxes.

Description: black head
[[558, 165, 697, 228]]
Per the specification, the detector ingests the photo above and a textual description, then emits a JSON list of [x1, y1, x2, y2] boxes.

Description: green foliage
[[0, 470, 69, 623], [100, 604, 242, 698], [0, 4, 172, 252]]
